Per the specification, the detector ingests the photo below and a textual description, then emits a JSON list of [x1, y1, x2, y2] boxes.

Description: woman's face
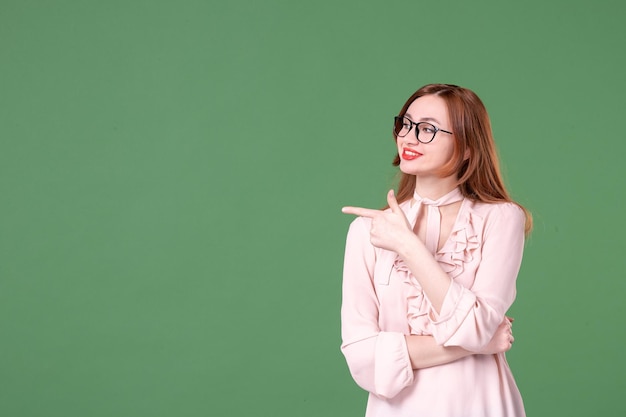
[[397, 94, 456, 178]]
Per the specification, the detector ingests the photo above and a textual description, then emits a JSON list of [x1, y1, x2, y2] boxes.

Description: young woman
[[341, 84, 531, 417]]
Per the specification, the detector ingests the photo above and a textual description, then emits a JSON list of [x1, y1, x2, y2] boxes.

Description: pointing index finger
[[341, 206, 381, 218]]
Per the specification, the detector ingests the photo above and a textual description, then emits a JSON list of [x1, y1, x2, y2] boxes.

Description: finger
[[341, 206, 381, 218], [506, 316, 515, 324], [387, 189, 402, 214]]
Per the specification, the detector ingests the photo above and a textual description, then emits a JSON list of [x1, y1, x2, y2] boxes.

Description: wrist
[[395, 231, 423, 260]]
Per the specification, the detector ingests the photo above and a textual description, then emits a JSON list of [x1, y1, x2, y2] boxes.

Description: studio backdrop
[[1, 1, 625, 416]]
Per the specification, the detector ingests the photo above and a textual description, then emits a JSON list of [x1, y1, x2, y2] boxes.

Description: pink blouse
[[341, 196, 526, 417]]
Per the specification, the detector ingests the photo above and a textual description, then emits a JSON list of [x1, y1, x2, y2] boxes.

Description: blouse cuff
[[373, 332, 414, 399], [428, 281, 476, 346]]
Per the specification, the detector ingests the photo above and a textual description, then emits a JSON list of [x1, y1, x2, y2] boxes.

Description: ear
[[463, 148, 471, 161]]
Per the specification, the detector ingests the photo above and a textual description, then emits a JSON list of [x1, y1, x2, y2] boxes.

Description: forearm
[[406, 316, 515, 369], [405, 335, 472, 369], [396, 232, 451, 313]]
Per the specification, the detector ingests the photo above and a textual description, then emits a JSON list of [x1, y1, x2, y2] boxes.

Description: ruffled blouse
[[341, 195, 527, 416], [395, 200, 483, 336]]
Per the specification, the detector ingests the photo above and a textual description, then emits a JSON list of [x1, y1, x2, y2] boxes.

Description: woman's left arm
[[422, 203, 526, 351]]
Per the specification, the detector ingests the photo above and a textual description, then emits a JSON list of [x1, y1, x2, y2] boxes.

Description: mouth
[[401, 148, 422, 161]]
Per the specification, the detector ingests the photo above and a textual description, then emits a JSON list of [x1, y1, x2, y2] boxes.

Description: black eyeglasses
[[393, 116, 453, 144]]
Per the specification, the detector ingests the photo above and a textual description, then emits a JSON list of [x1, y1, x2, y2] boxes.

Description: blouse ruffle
[[393, 257, 429, 335], [392, 207, 482, 335], [436, 209, 481, 279]]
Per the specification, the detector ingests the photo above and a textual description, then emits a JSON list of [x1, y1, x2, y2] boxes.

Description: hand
[[478, 316, 515, 355], [342, 190, 413, 252]]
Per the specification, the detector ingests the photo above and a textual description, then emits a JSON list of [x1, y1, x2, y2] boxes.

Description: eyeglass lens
[[394, 116, 437, 143]]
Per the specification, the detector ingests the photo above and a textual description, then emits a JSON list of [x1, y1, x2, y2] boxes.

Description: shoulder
[[466, 199, 524, 220], [465, 200, 526, 237], [346, 215, 372, 237]]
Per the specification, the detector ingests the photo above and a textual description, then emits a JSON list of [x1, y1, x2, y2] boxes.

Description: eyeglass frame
[[393, 116, 453, 144]]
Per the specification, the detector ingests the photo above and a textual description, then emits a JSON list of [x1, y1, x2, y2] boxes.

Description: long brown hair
[[392, 84, 532, 234]]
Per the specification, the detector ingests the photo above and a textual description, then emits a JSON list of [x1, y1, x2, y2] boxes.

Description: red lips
[[401, 148, 422, 160]]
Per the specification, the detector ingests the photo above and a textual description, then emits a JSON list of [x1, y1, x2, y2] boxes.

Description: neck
[[413, 175, 459, 200]]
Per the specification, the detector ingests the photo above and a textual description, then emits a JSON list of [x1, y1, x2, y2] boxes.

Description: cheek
[[445, 145, 456, 160], [431, 144, 453, 163], [449, 141, 460, 158]]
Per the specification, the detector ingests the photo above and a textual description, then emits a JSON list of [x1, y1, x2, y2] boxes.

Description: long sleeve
[[340, 217, 414, 399], [428, 203, 526, 351]]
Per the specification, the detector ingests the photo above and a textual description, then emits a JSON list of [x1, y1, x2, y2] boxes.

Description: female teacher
[[341, 83, 532, 417]]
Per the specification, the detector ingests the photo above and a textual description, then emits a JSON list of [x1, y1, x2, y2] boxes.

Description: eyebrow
[[404, 114, 442, 125]]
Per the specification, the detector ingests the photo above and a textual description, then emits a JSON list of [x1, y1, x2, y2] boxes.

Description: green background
[[1, 0, 624, 416]]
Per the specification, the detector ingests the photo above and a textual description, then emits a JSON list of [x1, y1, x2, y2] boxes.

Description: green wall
[[1, 1, 625, 416]]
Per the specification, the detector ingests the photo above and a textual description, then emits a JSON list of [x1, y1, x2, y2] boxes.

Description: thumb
[[387, 189, 402, 214]]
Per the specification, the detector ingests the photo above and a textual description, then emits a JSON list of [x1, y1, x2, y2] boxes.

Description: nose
[[402, 132, 419, 147]]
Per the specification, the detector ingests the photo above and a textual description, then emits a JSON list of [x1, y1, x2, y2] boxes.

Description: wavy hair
[[392, 84, 532, 234]]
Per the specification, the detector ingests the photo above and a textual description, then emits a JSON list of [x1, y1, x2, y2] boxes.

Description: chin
[[398, 162, 420, 176]]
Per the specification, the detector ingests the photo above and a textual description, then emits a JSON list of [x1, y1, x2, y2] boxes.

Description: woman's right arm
[[341, 217, 414, 399]]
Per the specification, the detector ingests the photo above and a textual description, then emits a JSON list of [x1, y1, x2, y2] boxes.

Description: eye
[[396, 116, 411, 128], [394, 117, 412, 136], [420, 124, 436, 134]]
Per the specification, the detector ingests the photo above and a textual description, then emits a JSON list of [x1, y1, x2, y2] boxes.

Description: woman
[[341, 84, 531, 417]]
